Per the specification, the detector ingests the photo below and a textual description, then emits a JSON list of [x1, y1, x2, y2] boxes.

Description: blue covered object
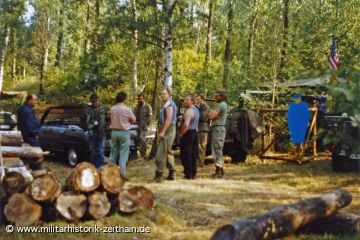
[[287, 101, 310, 144]]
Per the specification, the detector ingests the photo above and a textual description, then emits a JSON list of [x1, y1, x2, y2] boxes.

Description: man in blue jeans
[[109, 92, 136, 179], [83, 94, 108, 168]]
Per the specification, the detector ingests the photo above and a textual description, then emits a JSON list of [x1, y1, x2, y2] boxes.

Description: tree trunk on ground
[[65, 162, 100, 193], [55, 0, 65, 68], [87, 191, 111, 219], [4, 193, 42, 226], [223, 0, 233, 89], [0, 25, 11, 93], [297, 212, 360, 236], [30, 173, 62, 202], [211, 189, 352, 240], [1, 145, 43, 159], [248, 0, 258, 69], [163, 0, 176, 88], [55, 191, 87, 222], [204, 0, 214, 67], [100, 163, 125, 194], [0, 131, 23, 146], [2, 171, 33, 194]]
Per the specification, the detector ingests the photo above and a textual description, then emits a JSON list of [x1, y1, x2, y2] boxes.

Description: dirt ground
[[2, 152, 360, 240]]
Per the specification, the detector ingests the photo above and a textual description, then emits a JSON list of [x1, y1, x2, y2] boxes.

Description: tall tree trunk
[[39, 45, 49, 95], [280, 0, 289, 72], [55, 0, 65, 68], [163, 0, 176, 88], [131, 0, 138, 97], [0, 25, 11, 93], [248, 0, 258, 70], [152, 57, 163, 119], [11, 28, 17, 81], [84, 0, 91, 55], [204, 0, 214, 67], [223, 0, 233, 89]]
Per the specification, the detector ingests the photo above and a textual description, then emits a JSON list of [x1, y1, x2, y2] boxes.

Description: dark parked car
[[39, 105, 138, 167], [0, 111, 17, 131]]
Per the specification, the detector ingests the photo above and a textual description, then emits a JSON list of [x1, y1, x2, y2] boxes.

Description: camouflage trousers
[[197, 131, 208, 166], [155, 125, 176, 172], [211, 126, 226, 167]]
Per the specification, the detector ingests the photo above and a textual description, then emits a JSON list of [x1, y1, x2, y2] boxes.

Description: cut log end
[[100, 163, 124, 194], [4, 193, 42, 226], [118, 186, 156, 213], [3, 171, 32, 194], [30, 173, 62, 202], [88, 191, 111, 219], [65, 162, 100, 192], [55, 192, 87, 221]]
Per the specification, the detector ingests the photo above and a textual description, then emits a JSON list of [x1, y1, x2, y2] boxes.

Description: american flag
[[329, 34, 340, 71]]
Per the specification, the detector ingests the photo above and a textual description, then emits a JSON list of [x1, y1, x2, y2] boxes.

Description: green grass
[[2, 153, 360, 240]]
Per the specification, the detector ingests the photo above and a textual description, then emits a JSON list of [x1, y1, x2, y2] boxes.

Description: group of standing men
[[16, 87, 228, 182], [149, 88, 228, 183]]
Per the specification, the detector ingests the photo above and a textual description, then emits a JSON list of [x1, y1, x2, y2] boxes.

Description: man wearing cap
[[83, 94, 108, 168], [287, 93, 310, 161], [134, 93, 153, 159], [208, 89, 227, 178]]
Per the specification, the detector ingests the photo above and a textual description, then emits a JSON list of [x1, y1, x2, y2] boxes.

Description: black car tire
[[66, 148, 79, 167]]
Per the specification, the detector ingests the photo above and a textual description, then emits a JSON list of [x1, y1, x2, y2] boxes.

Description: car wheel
[[67, 148, 79, 167]]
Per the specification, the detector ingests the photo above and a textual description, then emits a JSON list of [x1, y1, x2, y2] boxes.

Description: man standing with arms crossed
[[208, 89, 228, 178], [180, 94, 200, 179], [195, 94, 210, 167], [149, 87, 177, 183], [134, 93, 153, 159]]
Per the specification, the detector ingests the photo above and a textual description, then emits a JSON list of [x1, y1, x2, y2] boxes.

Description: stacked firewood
[[0, 162, 156, 226]]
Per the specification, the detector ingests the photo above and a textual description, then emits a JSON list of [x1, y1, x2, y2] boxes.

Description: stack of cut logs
[[0, 162, 156, 226]]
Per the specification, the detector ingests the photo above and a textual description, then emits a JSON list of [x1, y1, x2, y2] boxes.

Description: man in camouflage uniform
[[195, 94, 210, 167], [208, 89, 228, 178], [134, 93, 153, 158], [82, 94, 108, 168]]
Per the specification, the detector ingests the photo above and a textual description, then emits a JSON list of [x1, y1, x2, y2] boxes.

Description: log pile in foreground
[[0, 163, 156, 226], [211, 189, 357, 240]]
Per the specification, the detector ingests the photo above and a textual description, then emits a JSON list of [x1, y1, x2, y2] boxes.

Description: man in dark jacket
[[17, 94, 43, 170]]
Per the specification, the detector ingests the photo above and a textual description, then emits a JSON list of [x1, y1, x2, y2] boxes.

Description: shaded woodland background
[[0, 0, 360, 113]]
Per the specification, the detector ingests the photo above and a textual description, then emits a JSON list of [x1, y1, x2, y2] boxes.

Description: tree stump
[[30, 173, 62, 202], [55, 191, 87, 222], [4, 193, 42, 226], [65, 162, 100, 193], [3, 170, 33, 194], [127, 186, 156, 210], [297, 212, 360, 236], [211, 189, 352, 240], [87, 191, 111, 219], [118, 186, 156, 213], [100, 164, 124, 194]]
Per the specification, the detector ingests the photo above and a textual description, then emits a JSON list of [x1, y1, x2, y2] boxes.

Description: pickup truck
[[39, 105, 138, 167]]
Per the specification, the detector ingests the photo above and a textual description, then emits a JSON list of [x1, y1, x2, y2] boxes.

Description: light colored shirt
[[110, 103, 136, 130], [212, 101, 227, 126]]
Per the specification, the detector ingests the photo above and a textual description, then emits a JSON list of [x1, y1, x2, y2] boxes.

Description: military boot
[[167, 170, 176, 180], [212, 166, 222, 178], [148, 171, 163, 183]]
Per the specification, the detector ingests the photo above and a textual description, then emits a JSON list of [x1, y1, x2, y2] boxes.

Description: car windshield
[[44, 108, 83, 126]]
